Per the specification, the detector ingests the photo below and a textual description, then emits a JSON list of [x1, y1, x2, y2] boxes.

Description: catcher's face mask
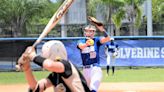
[[84, 25, 96, 39]]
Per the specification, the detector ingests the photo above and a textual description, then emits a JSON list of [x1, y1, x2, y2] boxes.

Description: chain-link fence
[[0, 23, 163, 37]]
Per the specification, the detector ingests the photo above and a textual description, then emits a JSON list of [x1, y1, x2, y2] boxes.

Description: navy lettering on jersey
[[77, 37, 102, 65], [106, 42, 118, 53]]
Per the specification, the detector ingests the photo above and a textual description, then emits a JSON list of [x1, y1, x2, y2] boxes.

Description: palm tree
[[0, 0, 50, 37], [87, 0, 125, 36], [87, 0, 143, 36], [123, 0, 143, 35], [152, 0, 163, 23], [151, 0, 164, 35]]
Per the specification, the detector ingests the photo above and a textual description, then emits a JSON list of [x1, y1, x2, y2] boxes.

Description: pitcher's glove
[[88, 16, 103, 26]]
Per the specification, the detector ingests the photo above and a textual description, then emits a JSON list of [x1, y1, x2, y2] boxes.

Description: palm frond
[[112, 8, 125, 29], [134, 5, 142, 28]]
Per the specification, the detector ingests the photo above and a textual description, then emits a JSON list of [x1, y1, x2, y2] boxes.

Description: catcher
[[18, 40, 90, 92], [77, 16, 110, 92]]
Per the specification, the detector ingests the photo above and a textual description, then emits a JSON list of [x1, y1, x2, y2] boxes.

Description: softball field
[[0, 82, 164, 92]]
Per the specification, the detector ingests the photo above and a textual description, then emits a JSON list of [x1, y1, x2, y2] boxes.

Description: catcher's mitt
[[88, 16, 103, 26]]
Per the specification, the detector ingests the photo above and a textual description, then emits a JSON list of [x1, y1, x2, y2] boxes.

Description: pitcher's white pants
[[83, 66, 102, 91]]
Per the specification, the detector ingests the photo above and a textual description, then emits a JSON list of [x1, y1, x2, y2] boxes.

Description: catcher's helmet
[[41, 40, 67, 61]]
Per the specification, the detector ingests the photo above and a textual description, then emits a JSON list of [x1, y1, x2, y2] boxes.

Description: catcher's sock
[[112, 66, 115, 75], [91, 90, 96, 92]]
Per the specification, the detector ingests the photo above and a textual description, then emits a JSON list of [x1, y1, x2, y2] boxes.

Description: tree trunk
[[134, 28, 139, 36], [107, 24, 115, 36], [11, 21, 22, 37], [129, 24, 133, 36], [115, 28, 120, 36]]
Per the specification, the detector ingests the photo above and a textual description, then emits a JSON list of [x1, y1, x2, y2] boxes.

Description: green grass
[[102, 68, 164, 82], [0, 68, 164, 84], [0, 71, 50, 85]]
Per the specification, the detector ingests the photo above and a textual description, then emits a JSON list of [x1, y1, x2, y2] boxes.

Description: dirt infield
[[0, 82, 164, 92]]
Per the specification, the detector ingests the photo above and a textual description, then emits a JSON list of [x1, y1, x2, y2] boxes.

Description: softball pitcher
[[18, 40, 90, 92], [77, 23, 110, 92]]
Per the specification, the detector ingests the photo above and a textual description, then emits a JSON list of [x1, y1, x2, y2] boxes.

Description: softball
[[15, 65, 21, 71], [89, 39, 94, 45]]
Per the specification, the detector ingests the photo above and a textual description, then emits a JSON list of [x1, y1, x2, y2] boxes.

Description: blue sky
[[50, 0, 57, 3]]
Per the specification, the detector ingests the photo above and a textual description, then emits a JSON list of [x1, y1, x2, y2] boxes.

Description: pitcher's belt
[[83, 63, 100, 68]]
